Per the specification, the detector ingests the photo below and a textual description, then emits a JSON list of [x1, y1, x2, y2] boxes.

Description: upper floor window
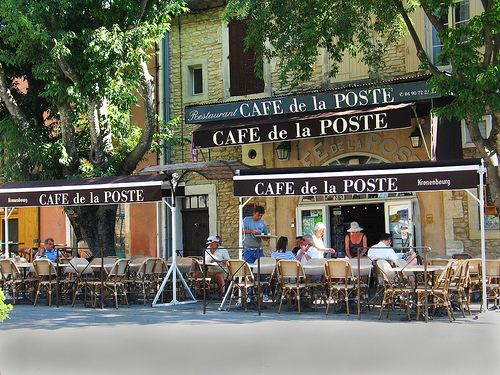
[[228, 19, 264, 97], [462, 115, 492, 148], [428, 1, 470, 66], [183, 58, 209, 103]]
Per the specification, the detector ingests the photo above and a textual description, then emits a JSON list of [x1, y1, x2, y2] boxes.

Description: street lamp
[[276, 141, 291, 161]]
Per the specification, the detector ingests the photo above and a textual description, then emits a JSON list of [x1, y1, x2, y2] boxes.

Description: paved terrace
[[1, 297, 498, 375]]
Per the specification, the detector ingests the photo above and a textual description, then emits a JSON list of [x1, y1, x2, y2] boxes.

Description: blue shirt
[[34, 248, 60, 262], [271, 251, 296, 260], [242, 216, 268, 250]]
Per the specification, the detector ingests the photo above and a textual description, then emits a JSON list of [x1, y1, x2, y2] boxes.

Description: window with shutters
[[426, 0, 470, 67], [228, 19, 264, 97]]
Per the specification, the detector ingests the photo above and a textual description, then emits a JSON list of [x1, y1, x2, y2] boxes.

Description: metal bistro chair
[[226, 259, 257, 312], [482, 259, 500, 310], [448, 259, 471, 317], [375, 259, 413, 321], [1, 258, 36, 304], [67, 258, 94, 307], [415, 260, 456, 322], [89, 259, 130, 308], [33, 259, 59, 306], [187, 258, 212, 299], [126, 257, 160, 305], [276, 260, 310, 314], [324, 259, 356, 316]]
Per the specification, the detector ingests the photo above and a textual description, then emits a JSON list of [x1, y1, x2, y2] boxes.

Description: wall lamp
[[409, 126, 422, 148], [276, 141, 291, 161]]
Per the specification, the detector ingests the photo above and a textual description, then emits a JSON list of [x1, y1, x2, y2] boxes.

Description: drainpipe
[[159, 31, 173, 260]]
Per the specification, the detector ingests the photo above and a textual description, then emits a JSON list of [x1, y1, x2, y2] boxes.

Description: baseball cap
[[206, 236, 219, 244]]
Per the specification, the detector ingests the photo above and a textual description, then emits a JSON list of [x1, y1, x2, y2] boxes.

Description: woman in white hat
[[344, 221, 367, 259]]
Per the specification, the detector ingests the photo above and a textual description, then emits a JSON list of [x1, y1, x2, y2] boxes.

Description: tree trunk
[[65, 204, 118, 258]]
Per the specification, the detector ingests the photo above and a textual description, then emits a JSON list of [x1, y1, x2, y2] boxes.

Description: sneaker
[[263, 294, 269, 302]]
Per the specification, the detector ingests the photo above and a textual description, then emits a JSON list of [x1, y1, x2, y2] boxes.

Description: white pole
[[171, 196, 178, 303], [3, 207, 11, 258], [479, 160, 487, 312]]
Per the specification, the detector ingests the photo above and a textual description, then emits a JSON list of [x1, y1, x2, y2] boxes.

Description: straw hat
[[347, 221, 363, 232]]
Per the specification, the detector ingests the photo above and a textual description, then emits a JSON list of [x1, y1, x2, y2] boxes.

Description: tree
[[0, 1, 187, 256], [224, 0, 500, 211], [0, 290, 12, 322]]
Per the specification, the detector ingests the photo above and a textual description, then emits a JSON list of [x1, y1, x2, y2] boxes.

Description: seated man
[[34, 238, 61, 262], [368, 233, 418, 265], [296, 235, 321, 265], [296, 234, 321, 283], [204, 236, 230, 295], [368, 233, 418, 285]]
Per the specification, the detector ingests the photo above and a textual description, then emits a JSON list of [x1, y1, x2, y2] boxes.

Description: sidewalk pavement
[[1, 299, 499, 375]]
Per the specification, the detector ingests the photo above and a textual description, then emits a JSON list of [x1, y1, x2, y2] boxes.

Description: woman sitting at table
[[271, 236, 296, 260], [77, 242, 94, 263]]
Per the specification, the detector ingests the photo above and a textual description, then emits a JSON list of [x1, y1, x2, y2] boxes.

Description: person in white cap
[[344, 221, 367, 258], [204, 236, 230, 294]]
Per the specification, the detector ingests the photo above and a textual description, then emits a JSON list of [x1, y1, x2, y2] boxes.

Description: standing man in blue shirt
[[243, 205, 268, 263]]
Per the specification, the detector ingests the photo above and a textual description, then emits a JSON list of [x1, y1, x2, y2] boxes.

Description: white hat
[[206, 236, 219, 244], [315, 222, 326, 231], [347, 221, 363, 232]]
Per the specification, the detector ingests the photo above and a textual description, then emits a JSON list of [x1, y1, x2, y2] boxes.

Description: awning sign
[[186, 80, 438, 124], [193, 103, 411, 149], [233, 163, 480, 197], [0, 175, 169, 207]]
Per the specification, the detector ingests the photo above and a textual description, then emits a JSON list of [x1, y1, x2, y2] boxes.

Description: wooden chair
[[276, 259, 310, 313], [226, 259, 257, 312], [33, 259, 59, 306], [324, 259, 356, 316]]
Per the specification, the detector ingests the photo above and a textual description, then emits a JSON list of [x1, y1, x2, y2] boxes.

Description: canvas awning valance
[[0, 174, 177, 208], [233, 159, 482, 197]]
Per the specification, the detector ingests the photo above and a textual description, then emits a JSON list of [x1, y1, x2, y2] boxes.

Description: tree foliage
[[225, 0, 500, 210], [0, 289, 13, 322], [0, 0, 187, 255]]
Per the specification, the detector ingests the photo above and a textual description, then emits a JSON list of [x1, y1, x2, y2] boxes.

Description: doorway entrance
[[181, 209, 209, 257], [331, 203, 384, 250]]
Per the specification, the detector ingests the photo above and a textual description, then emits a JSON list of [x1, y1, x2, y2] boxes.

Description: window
[[183, 59, 208, 102], [228, 18, 264, 96], [428, 0, 470, 66], [462, 115, 491, 148], [183, 195, 208, 209], [191, 66, 203, 95]]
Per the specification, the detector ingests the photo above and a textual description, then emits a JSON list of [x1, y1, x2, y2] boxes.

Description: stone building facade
[[157, 0, 498, 259]]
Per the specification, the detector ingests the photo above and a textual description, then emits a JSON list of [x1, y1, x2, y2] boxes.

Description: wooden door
[[182, 209, 209, 257]]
